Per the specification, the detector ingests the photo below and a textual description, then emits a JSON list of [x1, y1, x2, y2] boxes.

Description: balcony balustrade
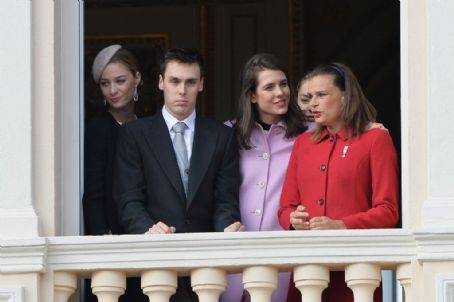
[[2, 229, 417, 302]]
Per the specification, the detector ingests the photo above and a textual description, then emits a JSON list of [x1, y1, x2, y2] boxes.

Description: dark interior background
[[84, 0, 400, 152]]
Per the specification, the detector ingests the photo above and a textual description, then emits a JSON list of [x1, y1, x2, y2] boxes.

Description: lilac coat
[[221, 121, 296, 302]]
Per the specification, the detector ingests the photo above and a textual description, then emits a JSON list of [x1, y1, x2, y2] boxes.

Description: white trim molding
[[0, 238, 46, 273], [46, 230, 416, 273], [0, 287, 24, 302], [414, 228, 454, 261], [437, 274, 454, 302]]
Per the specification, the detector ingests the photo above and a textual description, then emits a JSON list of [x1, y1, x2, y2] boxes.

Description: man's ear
[[158, 74, 164, 91], [198, 77, 204, 92]]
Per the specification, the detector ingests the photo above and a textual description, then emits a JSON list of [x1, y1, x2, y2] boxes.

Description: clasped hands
[[145, 221, 245, 234], [290, 205, 346, 230]]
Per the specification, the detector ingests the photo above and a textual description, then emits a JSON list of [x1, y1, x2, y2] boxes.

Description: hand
[[224, 221, 245, 232], [290, 205, 309, 230], [366, 122, 388, 132], [309, 216, 346, 230], [145, 221, 176, 234]]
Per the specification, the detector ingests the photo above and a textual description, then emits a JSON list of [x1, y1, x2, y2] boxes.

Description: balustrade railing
[[42, 229, 417, 301]]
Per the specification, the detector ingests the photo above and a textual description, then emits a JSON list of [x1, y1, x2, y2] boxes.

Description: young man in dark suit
[[113, 48, 243, 301]]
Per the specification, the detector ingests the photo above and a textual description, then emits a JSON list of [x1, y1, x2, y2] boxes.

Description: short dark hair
[[160, 47, 205, 78]]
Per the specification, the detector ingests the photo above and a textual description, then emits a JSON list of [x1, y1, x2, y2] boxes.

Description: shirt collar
[[162, 106, 196, 132], [253, 119, 287, 130], [316, 127, 350, 143]]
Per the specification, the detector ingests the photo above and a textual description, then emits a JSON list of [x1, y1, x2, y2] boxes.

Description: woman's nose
[[309, 96, 317, 107], [109, 84, 118, 95], [276, 86, 284, 96]]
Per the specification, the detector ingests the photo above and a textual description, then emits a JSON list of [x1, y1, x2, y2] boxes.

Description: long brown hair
[[306, 63, 376, 140], [234, 53, 307, 149]]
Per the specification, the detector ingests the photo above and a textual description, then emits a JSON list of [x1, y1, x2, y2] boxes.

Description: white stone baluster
[[91, 270, 126, 302], [54, 271, 77, 302], [191, 268, 227, 302], [397, 263, 412, 302], [141, 270, 178, 302], [243, 266, 278, 302], [345, 263, 381, 302], [294, 264, 329, 302]]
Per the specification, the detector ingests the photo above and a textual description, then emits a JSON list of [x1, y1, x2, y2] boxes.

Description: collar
[[316, 127, 350, 143], [254, 119, 287, 131], [162, 106, 196, 133]]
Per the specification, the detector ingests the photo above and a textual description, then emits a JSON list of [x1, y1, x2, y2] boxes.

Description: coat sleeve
[[212, 127, 241, 231], [278, 136, 302, 230], [342, 131, 400, 229], [113, 124, 155, 234], [82, 119, 110, 235]]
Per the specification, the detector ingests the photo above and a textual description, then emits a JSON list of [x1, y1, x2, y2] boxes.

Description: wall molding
[[414, 228, 454, 261], [1, 228, 454, 275], [46, 230, 415, 273], [437, 274, 454, 302], [0, 287, 24, 302], [0, 238, 46, 273]]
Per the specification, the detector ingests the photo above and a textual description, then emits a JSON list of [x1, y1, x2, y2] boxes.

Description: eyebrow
[[168, 76, 198, 82], [313, 89, 328, 94], [100, 75, 127, 81]]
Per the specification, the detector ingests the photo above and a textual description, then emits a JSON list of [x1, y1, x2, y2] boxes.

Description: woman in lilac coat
[[221, 53, 307, 302]]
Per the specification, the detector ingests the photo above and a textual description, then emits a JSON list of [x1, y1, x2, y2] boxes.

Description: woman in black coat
[[83, 45, 148, 302], [83, 44, 142, 235]]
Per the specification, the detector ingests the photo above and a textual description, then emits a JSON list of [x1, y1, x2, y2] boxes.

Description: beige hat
[[92, 44, 122, 83]]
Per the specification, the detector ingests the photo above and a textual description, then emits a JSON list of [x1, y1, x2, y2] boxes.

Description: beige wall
[[32, 0, 57, 237], [399, 0, 428, 229], [423, 262, 454, 302], [0, 274, 39, 302]]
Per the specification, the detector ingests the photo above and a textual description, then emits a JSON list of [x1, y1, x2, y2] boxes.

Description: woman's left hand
[[309, 216, 347, 230]]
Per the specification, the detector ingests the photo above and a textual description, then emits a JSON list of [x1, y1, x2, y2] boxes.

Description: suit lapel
[[187, 117, 216, 207], [142, 112, 186, 200]]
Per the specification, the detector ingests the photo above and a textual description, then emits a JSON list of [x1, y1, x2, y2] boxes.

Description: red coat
[[279, 128, 399, 302]]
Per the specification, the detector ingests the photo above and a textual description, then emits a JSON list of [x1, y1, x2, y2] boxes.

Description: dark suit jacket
[[83, 111, 124, 235], [113, 110, 241, 302], [113, 110, 241, 234]]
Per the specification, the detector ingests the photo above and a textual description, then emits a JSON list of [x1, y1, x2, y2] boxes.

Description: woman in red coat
[[278, 63, 399, 302]]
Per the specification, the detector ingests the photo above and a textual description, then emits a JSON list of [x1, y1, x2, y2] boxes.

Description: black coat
[[113, 111, 241, 302], [113, 110, 241, 234], [83, 111, 124, 235]]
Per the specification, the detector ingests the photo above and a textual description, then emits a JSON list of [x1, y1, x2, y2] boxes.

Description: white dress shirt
[[162, 106, 196, 161]]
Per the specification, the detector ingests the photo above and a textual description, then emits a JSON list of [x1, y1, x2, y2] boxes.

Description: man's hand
[[145, 221, 176, 234], [309, 216, 346, 230], [224, 221, 245, 232], [290, 205, 310, 230]]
